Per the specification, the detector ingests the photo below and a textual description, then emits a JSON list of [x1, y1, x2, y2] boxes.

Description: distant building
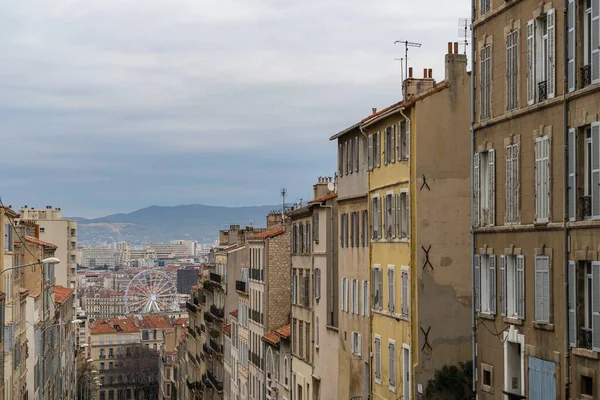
[[80, 246, 118, 269], [176, 267, 199, 295]]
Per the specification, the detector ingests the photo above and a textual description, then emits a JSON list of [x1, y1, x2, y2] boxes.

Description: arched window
[[284, 357, 289, 386], [266, 347, 274, 378]]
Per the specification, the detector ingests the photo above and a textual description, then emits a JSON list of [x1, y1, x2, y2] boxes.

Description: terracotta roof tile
[[173, 317, 188, 327], [224, 324, 232, 336], [89, 316, 140, 334], [275, 324, 291, 339], [251, 226, 285, 239], [141, 314, 172, 329], [54, 286, 74, 304], [308, 193, 337, 204], [262, 331, 280, 345], [23, 235, 57, 249], [229, 310, 239, 318]]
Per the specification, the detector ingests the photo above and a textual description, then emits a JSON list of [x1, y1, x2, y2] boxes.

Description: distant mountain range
[[71, 204, 283, 246]]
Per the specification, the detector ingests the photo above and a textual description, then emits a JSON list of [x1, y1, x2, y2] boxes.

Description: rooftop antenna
[[280, 188, 287, 218], [458, 18, 471, 56], [394, 40, 422, 97]]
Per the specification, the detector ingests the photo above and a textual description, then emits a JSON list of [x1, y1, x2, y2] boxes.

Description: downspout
[[470, 0, 477, 396], [563, 0, 571, 397], [359, 124, 372, 399]]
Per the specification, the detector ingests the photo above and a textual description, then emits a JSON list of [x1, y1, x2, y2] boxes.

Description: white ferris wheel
[[124, 269, 178, 314]]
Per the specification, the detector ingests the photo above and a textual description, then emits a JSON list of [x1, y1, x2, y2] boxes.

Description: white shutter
[[388, 268, 395, 313], [378, 269, 384, 311], [568, 128, 577, 221], [505, 145, 513, 224], [567, 0, 576, 92], [568, 261, 576, 347], [384, 129, 388, 165], [357, 333, 361, 356], [527, 19, 536, 104], [368, 134, 374, 170], [488, 149, 495, 226], [547, 9, 556, 98], [345, 278, 349, 312], [593, 123, 600, 219], [593, 261, 600, 351], [355, 136, 360, 172], [592, 0, 600, 83], [489, 255, 496, 315], [401, 270, 408, 316], [474, 153, 480, 227], [535, 138, 542, 221], [391, 126, 395, 163], [341, 278, 345, 312], [351, 332, 355, 354], [535, 256, 550, 323], [405, 193, 410, 238], [389, 342, 395, 387], [474, 255, 481, 312], [378, 197, 382, 239], [375, 132, 381, 168], [516, 255, 525, 319], [500, 255, 507, 316]]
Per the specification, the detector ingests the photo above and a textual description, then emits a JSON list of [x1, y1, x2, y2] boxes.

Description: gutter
[[563, 0, 571, 397], [470, 0, 477, 395]]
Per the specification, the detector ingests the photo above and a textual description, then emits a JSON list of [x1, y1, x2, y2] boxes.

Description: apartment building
[[80, 246, 119, 269], [19, 205, 78, 290], [262, 324, 291, 400], [231, 283, 251, 400], [473, 0, 600, 398], [288, 179, 338, 400], [82, 289, 128, 318], [54, 285, 77, 399], [330, 123, 371, 399], [185, 283, 205, 400]]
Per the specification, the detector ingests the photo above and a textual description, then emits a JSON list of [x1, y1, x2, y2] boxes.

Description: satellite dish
[[327, 182, 335, 192]]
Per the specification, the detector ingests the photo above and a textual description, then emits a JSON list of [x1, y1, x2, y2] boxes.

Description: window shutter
[[368, 134, 374, 170], [489, 255, 496, 315], [547, 9, 556, 98], [505, 145, 513, 224], [389, 343, 395, 386], [396, 193, 402, 238], [355, 136, 360, 172], [592, 0, 600, 83], [567, 0, 576, 92], [473, 153, 480, 227], [351, 332, 355, 354], [593, 123, 600, 219], [338, 144, 343, 176], [500, 255, 507, 316], [488, 149, 495, 226], [517, 255, 525, 319], [357, 333, 361, 356], [535, 139, 541, 221], [474, 255, 481, 312], [392, 194, 397, 239], [341, 278, 345, 312], [406, 193, 410, 238], [593, 261, 600, 351], [568, 128, 577, 221], [384, 129, 388, 165], [406, 120, 410, 160], [527, 19, 536, 104], [398, 122, 402, 161], [383, 196, 388, 239], [348, 139, 353, 175], [568, 261, 576, 347], [378, 197, 382, 239], [344, 141, 348, 175], [388, 269, 395, 313], [378, 269, 384, 311], [390, 126, 395, 164], [401, 270, 408, 316], [535, 256, 550, 323], [376, 132, 381, 168]]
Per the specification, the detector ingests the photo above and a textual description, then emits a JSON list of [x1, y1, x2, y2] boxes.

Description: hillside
[[72, 204, 283, 245]]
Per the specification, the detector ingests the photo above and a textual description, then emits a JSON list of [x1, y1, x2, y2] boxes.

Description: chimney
[[313, 176, 334, 200], [403, 65, 436, 102], [445, 41, 468, 83], [372, 108, 377, 114], [408, 67, 413, 78], [266, 212, 283, 228]]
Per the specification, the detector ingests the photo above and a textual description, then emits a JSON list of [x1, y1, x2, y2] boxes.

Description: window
[[362, 210, 368, 247], [480, 43, 492, 120], [39, 227, 45, 233], [388, 340, 396, 392], [315, 317, 319, 349], [305, 323, 310, 361], [375, 131, 381, 168], [570, 261, 600, 349], [527, 10, 556, 103], [581, 375, 593, 397], [505, 141, 520, 224], [402, 345, 411, 399], [292, 319, 297, 355], [372, 266, 383, 311], [384, 126, 395, 165], [343, 141, 348, 176], [374, 335, 382, 383], [480, 0, 490, 15], [473, 149, 495, 227], [401, 269, 409, 316], [352, 279, 359, 314], [579, 124, 600, 220], [387, 267, 395, 313], [341, 278, 349, 312], [535, 255, 551, 324], [341, 214, 348, 248], [292, 269, 297, 304], [312, 213, 319, 244], [284, 357, 289, 386], [481, 364, 493, 393], [4, 223, 13, 251], [372, 197, 381, 240], [384, 194, 395, 239], [348, 138, 354, 174], [351, 331, 362, 356], [500, 255, 525, 319], [353, 212, 359, 247], [313, 268, 321, 300], [506, 29, 519, 111], [535, 134, 551, 222], [398, 192, 409, 238], [398, 120, 409, 160], [355, 136, 360, 172], [362, 280, 369, 316], [475, 254, 496, 315]]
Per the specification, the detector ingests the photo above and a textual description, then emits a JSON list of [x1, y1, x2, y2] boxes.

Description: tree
[[119, 344, 160, 399], [425, 361, 473, 400]]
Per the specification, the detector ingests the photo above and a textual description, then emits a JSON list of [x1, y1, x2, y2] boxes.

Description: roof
[[173, 317, 188, 327], [275, 324, 291, 339], [308, 193, 337, 205], [89, 316, 140, 334], [28, 291, 41, 299], [329, 122, 361, 141], [141, 314, 172, 329], [23, 235, 57, 249], [250, 226, 285, 240], [262, 330, 280, 345], [224, 324, 232, 337], [229, 309, 238, 318], [54, 286, 74, 304]]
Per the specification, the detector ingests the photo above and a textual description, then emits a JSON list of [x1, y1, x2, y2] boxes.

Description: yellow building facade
[[363, 104, 413, 400]]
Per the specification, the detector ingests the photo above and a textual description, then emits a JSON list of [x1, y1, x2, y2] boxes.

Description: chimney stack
[[454, 42, 459, 54], [447, 42, 453, 54], [409, 67, 413, 78], [372, 108, 377, 114], [445, 41, 468, 83]]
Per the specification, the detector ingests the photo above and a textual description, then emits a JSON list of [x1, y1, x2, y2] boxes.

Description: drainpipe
[[470, 0, 477, 396], [563, 0, 571, 397], [359, 124, 372, 398]]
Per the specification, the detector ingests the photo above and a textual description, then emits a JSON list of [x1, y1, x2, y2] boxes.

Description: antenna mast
[[394, 40, 422, 97], [458, 18, 471, 56], [280, 188, 287, 218]]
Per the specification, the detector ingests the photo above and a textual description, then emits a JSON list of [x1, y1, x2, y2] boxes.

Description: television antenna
[[458, 18, 471, 55], [280, 188, 287, 216], [394, 40, 422, 97]]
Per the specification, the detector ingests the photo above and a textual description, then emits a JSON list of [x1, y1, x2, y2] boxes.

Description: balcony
[[189, 328, 196, 338], [581, 195, 592, 219], [186, 301, 197, 313], [209, 273, 222, 284], [210, 339, 222, 354], [538, 80, 547, 101], [210, 305, 224, 319], [99, 355, 106, 360], [250, 268, 263, 281], [579, 327, 593, 349], [206, 370, 224, 392], [581, 64, 592, 88], [204, 313, 214, 324], [235, 280, 247, 293], [188, 351, 195, 363]]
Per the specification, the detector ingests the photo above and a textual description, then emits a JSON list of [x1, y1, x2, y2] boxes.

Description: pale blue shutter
[[517, 255, 525, 319], [489, 255, 496, 314], [527, 20, 536, 104], [592, 261, 600, 351], [592, 0, 600, 83], [474, 153, 480, 227], [568, 128, 577, 221], [488, 149, 495, 226], [547, 9, 556, 98], [500, 255, 507, 316], [568, 261, 576, 347], [592, 123, 600, 219], [567, 0, 576, 91]]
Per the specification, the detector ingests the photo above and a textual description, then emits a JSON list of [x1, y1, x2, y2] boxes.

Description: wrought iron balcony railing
[[209, 273, 222, 284], [210, 305, 224, 319], [538, 80, 548, 101], [581, 64, 592, 88], [235, 280, 247, 293], [581, 195, 592, 218]]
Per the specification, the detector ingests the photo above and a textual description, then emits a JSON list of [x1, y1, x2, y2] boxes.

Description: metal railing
[[582, 64, 592, 88], [206, 370, 224, 392], [538, 80, 548, 101], [235, 280, 247, 293], [209, 273, 222, 284], [581, 195, 592, 218], [210, 305, 224, 319]]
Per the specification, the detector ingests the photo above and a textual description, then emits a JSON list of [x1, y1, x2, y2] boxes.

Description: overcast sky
[[0, 0, 469, 218]]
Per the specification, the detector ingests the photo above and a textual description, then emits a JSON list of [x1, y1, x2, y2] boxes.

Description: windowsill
[[389, 386, 397, 394], [372, 309, 408, 321], [533, 220, 549, 226], [572, 347, 599, 360], [326, 325, 339, 332], [374, 378, 382, 386], [481, 385, 493, 394], [503, 316, 523, 326], [533, 322, 554, 331], [478, 312, 496, 321]]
